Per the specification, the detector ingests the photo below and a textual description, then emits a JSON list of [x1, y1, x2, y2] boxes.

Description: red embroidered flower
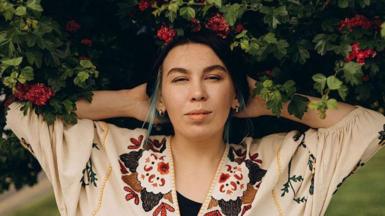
[[138, 0, 151, 11], [345, 42, 376, 65], [191, 18, 201, 32], [65, 20, 81, 33], [219, 173, 230, 183], [157, 162, 169, 175], [235, 23, 244, 33], [14, 83, 54, 106], [339, 15, 373, 32], [205, 13, 230, 39], [81, 38, 93, 47], [156, 26, 176, 43]]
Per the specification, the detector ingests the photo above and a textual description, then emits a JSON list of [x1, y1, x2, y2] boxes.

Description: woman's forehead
[[162, 43, 226, 70]]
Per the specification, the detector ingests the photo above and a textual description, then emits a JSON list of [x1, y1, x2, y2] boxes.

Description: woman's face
[[158, 43, 239, 140]]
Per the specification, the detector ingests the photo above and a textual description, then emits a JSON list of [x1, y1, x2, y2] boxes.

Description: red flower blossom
[[14, 83, 54, 106], [205, 13, 230, 39], [235, 23, 244, 33], [81, 38, 93, 47], [156, 26, 176, 43], [345, 42, 376, 65], [65, 20, 81, 32], [339, 15, 373, 32], [191, 18, 201, 32], [138, 0, 151, 11], [157, 162, 169, 175]]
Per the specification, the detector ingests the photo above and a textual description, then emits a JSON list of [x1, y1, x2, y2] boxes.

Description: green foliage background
[[1, 0, 385, 192]]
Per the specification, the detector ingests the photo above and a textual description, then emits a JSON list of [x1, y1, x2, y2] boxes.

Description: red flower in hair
[[191, 18, 201, 32], [345, 42, 376, 65], [65, 20, 81, 32], [205, 13, 230, 39], [156, 26, 176, 43]]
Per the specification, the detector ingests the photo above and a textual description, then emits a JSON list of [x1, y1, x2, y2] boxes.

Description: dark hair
[[143, 29, 253, 143]]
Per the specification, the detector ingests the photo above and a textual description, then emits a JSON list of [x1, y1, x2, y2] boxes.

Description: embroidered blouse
[[5, 102, 385, 216]]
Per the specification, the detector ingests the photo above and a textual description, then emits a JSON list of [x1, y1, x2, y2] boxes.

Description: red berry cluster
[[339, 15, 373, 32], [345, 42, 376, 65], [156, 26, 177, 43], [205, 13, 230, 39], [14, 83, 55, 106], [81, 38, 93, 47], [138, 0, 151, 11], [65, 20, 81, 32], [191, 18, 201, 32]]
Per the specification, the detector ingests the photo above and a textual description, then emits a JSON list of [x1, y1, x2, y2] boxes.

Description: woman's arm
[[75, 83, 153, 121], [235, 76, 356, 129]]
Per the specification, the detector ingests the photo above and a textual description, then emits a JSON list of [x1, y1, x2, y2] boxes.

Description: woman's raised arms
[[75, 83, 155, 122], [235, 76, 357, 129]]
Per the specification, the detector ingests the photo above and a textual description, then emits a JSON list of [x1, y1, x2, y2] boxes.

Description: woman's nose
[[191, 81, 208, 101]]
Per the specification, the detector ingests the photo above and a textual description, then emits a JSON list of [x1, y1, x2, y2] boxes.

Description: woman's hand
[[233, 76, 270, 118]]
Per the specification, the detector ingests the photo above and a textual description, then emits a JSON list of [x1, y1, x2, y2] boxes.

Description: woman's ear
[[232, 97, 240, 109]]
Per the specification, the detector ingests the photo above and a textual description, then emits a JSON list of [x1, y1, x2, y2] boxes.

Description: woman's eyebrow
[[166, 65, 228, 77]]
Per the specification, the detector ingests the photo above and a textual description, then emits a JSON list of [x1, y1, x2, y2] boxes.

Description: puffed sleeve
[[5, 102, 95, 214], [305, 105, 385, 214]]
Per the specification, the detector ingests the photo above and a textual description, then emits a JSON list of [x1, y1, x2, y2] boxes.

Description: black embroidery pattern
[[80, 158, 98, 187], [378, 124, 385, 146], [333, 160, 365, 195]]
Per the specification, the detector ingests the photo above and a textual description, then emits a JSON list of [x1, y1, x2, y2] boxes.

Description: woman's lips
[[186, 112, 212, 121]]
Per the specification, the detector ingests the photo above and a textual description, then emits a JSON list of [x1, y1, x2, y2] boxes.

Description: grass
[[6, 192, 60, 216], [5, 149, 385, 216], [326, 147, 385, 215]]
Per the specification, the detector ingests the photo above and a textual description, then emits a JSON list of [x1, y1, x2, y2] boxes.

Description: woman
[[5, 30, 385, 216]]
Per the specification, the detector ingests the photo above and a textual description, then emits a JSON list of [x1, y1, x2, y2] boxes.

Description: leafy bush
[[1, 0, 384, 192]]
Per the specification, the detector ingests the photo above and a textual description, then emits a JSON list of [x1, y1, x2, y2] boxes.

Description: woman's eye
[[207, 76, 221, 80], [172, 78, 188, 82]]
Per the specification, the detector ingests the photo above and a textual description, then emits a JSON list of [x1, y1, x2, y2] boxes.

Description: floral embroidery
[[281, 132, 316, 204], [119, 136, 267, 215], [137, 150, 171, 194], [80, 158, 98, 187], [20, 138, 34, 154], [206, 144, 267, 215], [212, 162, 249, 201], [333, 160, 365, 195], [119, 136, 174, 214], [378, 124, 385, 146]]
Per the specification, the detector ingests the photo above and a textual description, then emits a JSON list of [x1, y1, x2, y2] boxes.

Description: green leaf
[[80, 60, 95, 69], [288, 94, 309, 119], [381, 22, 385, 38], [337, 84, 348, 100], [63, 99, 75, 114], [326, 98, 337, 109], [338, 0, 349, 8], [264, 33, 277, 44], [26, 0, 43, 12], [179, 7, 195, 20], [15, 6, 27, 16], [240, 39, 249, 50], [207, 0, 222, 8], [20, 66, 34, 81], [326, 76, 342, 90], [168, 3, 179, 13], [2, 57, 23, 66], [221, 3, 245, 26], [312, 73, 326, 93], [342, 62, 363, 85]]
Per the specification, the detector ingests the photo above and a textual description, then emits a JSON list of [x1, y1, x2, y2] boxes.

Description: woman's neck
[[170, 133, 226, 165]]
